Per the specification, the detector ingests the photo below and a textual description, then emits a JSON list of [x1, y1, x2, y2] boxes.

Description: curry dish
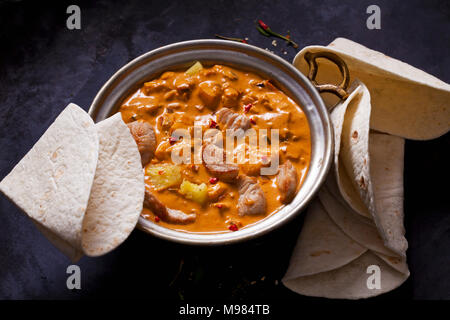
[[119, 62, 311, 233]]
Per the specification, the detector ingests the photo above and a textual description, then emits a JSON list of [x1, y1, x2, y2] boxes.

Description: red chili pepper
[[169, 136, 177, 144], [158, 170, 164, 175], [243, 103, 253, 113], [256, 19, 299, 48], [258, 20, 269, 31], [228, 224, 238, 231], [155, 216, 160, 222], [250, 118, 256, 125], [209, 177, 219, 184], [216, 204, 223, 209], [242, 39, 248, 44], [209, 119, 217, 128]]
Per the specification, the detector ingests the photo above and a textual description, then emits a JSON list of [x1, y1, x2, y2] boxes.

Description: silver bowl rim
[[89, 39, 333, 246]]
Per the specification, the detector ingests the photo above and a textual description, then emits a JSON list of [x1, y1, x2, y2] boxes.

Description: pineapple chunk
[[146, 164, 182, 190], [185, 61, 203, 76], [179, 180, 208, 205]]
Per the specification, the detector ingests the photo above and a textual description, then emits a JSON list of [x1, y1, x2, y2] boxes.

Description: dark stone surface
[[0, 0, 448, 300]]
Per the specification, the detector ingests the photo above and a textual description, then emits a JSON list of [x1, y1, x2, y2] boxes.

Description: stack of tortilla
[[0, 104, 145, 261], [283, 38, 450, 298]]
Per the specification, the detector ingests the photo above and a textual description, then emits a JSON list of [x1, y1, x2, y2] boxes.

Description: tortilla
[[284, 41, 416, 296], [329, 82, 372, 218], [81, 113, 145, 256], [0, 105, 145, 260], [0, 104, 98, 258], [283, 130, 409, 298], [283, 250, 409, 300], [283, 187, 408, 299], [376, 252, 409, 275], [319, 183, 397, 257], [283, 199, 367, 278], [294, 38, 450, 140], [325, 80, 407, 256], [33, 221, 84, 262], [283, 174, 409, 299], [369, 133, 407, 255]]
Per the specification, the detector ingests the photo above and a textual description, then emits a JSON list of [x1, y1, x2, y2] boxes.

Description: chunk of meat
[[174, 73, 195, 89], [163, 90, 178, 101], [198, 80, 222, 109], [154, 139, 171, 161], [213, 65, 238, 81], [241, 93, 257, 105], [241, 161, 267, 176], [237, 176, 267, 216], [175, 78, 194, 100], [222, 87, 239, 108], [202, 143, 239, 182], [254, 111, 291, 139], [216, 108, 251, 131], [160, 71, 175, 80], [144, 189, 196, 224], [143, 79, 170, 95], [276, 160, 298, 203], [127, 121, 156, 166], [207, 182, 228, 202], [239, 146, 274, 176], [202, 128, 223, 146], [156, 108, 176, 133]]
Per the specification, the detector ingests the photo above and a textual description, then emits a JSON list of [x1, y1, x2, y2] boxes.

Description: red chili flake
[[209, 119, 217, 128], [228, 224, 239, 232], [158, 170, 164, 175], [243, 103, 253, 113], [155, 216, 160, 222], [216, 204, 223, 209], [250, 118, 256, 125], [169, 136, 177, 144], [242, 39, 248, 44], [209, 177, 219, 184], [258, 20, 269, 31]]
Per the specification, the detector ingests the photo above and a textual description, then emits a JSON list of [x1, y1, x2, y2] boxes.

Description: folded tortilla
[[0, 104, 98, 260], [319, 181, 398, 258], [329, 81, 373, 219], [294, 38, 450, 140], [284, 248, 408, 299], [283, 199, 367, 279], [0, 105, 145, 261], [369, 133, 407, 256], [283, 133, 409, 298], [284, 44, 416, 297], [82, 113, 145, 256], [328, 80, 408, 256]]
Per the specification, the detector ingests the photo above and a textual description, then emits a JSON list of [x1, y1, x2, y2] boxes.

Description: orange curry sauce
[[119, 64, 311, 233]]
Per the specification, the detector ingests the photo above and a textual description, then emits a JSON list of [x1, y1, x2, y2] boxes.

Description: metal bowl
[[89, 39, 332, 245]]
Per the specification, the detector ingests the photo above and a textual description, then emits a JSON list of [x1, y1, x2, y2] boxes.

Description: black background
[[0, 0, 449, 301]]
